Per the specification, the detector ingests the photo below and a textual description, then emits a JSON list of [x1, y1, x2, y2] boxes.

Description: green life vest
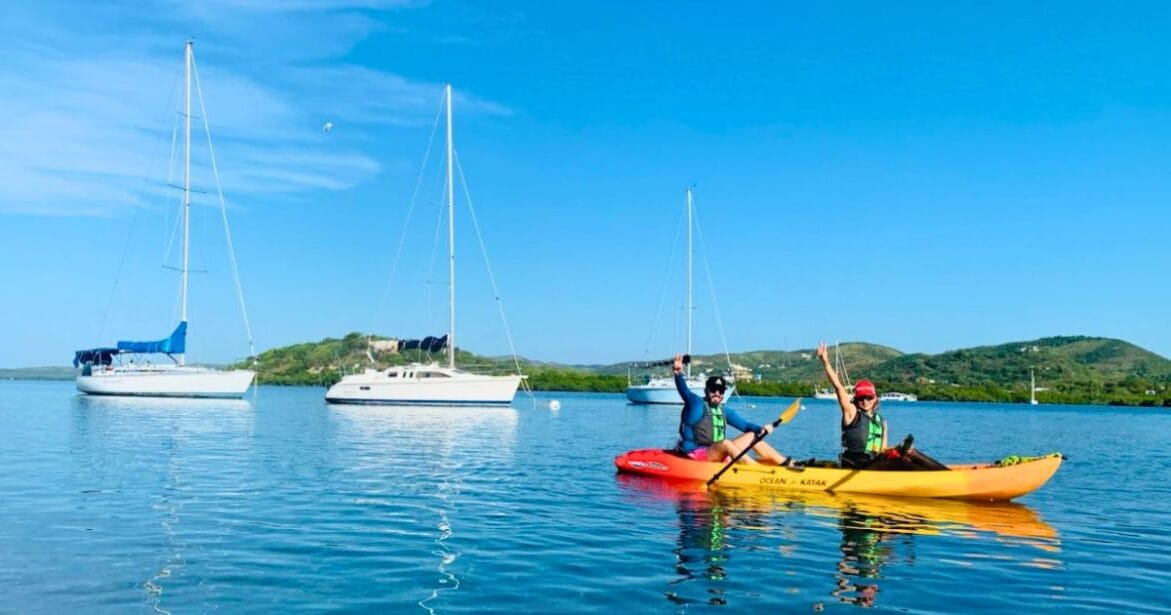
[[865, 412, 884, 454], [842, 410, 885, 459], [692, 403, 728, 446]]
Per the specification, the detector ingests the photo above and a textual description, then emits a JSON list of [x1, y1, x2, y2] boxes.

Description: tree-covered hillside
[[236, 332, 525, 386], [19, 332, 1167, 405], [231, 333, 1171, 406]]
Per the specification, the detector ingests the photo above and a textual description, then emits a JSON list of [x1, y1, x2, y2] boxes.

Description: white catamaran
[[626, 188, 735, 404], [324, 84, 523, 406], [74, 41, 256, 399]]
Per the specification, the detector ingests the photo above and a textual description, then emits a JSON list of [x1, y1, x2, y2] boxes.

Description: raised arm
[[673, 353, 705, 426], [673, 353, 690, 399], [816, 341, 857, 426]]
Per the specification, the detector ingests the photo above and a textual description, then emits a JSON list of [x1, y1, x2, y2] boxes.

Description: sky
[[2, 1, 1170, 367]]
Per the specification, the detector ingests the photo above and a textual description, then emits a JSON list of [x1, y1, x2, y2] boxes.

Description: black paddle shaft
[[632, 354, 691, 369], [705, 415, 787, 486]]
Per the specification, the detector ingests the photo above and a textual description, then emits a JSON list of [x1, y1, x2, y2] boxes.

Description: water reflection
[[72, 393, 253, 411], [818, 493, 1060, 608], [617, 476, 1061, 609], [70, 394, 255, 454], [667, 486, 733, 605], [69, 395, 253, 613], [326, 404, 520, 460], [617, 476, 763, 606], [327, 404, 520, 612], [834, 505, 897, 607], [71, 394, 253, 430]]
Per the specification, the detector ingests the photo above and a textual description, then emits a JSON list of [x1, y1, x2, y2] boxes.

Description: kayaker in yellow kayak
[[817, 341, 889, 468], [672, 353, 792, 465]]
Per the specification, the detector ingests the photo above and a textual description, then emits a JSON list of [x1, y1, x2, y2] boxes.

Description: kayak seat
[[798, 458, 840, 469], [865, 449, 951, 471]]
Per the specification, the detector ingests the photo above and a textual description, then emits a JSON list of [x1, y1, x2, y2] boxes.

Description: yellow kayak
[[614, 448, 1063, 501]]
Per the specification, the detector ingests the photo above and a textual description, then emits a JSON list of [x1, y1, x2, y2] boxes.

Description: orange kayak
[[614, 448, 1062, 501]]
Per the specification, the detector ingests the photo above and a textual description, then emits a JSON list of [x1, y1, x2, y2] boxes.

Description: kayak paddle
[[707, 398, 802, 486], [632, 354, 691, 369]]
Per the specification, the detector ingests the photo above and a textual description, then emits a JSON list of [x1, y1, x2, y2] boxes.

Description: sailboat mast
[[179, 40, 193, 367], [445, 83, 456, 370], [685, 187, 693, 379], [1030, 367, 1036, 404]]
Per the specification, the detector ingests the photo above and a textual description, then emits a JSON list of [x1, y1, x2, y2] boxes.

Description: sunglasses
[[707, 387, 727, 395], [855, 395, 875, 402]]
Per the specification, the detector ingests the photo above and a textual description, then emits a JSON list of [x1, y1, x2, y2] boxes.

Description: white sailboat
[[74, 41, 255, 398], [1030, 367, 1039, 405], [626, 188, 734, 404], [325, 84, 522, 406]]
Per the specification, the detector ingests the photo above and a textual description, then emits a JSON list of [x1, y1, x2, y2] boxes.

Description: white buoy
[[322, 121, 333, 132], [548, 400, 561, 411]]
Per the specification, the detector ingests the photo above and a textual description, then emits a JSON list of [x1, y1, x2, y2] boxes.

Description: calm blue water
[[1, 381, 1169, 613]]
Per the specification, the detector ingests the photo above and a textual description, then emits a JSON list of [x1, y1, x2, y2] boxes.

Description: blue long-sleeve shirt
[[675, 372, 762, 453]]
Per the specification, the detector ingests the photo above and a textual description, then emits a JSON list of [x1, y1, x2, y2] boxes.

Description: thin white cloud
[[281, 64, 513, 128], [192, 0, 427, 12], [0, 0, 509, 218]]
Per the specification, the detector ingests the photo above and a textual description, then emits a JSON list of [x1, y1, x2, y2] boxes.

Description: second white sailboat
[[325, 84, 522, 406]]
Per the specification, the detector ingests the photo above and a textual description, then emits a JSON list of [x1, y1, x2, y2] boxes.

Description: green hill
[[859, 337, 1171, 405], [238, 332, 526, 386], [233, 333, 1171, 406], [606, 337, 1171, 405], [733, 343, 904, 382], [866, 336, 1171, 387]]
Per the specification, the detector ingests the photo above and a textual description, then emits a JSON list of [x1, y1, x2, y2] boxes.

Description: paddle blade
[[776, 398, 802, 426]]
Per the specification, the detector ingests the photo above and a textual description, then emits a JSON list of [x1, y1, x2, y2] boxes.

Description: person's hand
[[755, 424, 773, 436], [673, 353, 684, 374], [816, 341, 830, 363]]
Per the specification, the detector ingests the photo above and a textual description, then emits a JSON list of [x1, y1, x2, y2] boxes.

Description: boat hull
[[626, 378, 735, 404], [325, 373, 522, 406], [76, 367, 255, 398], [614, 448, 1062, 501]]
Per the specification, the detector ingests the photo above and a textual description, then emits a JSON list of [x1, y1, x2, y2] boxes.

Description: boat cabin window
[[386, 371, 398, 378]]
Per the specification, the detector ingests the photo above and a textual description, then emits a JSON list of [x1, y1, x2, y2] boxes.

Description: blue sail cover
[[116, 321, 187, 354]]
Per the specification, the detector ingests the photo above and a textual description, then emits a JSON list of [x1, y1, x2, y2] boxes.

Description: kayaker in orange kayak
[[672, 353, 791, 465], [817, 341, 889, 468]]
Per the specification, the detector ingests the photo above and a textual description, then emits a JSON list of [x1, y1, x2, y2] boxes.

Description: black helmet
[[705, 375, 728, 394]]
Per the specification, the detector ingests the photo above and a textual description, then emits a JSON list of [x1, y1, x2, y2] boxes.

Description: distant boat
[[813, 387, 850, 400], [814, 342, 852, 400], [1030, 367, 1039, 405], [626, 188, 734, 405], [73, 41, 255, 399], [324, 84, 522, 406], [879, 392, 918, 402]]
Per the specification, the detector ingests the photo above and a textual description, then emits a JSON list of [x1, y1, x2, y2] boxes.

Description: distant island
[[6, 334, 1170, 407]]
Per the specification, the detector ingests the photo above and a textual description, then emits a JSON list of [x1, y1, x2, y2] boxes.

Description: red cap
[[854, 380, 877, 398]]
